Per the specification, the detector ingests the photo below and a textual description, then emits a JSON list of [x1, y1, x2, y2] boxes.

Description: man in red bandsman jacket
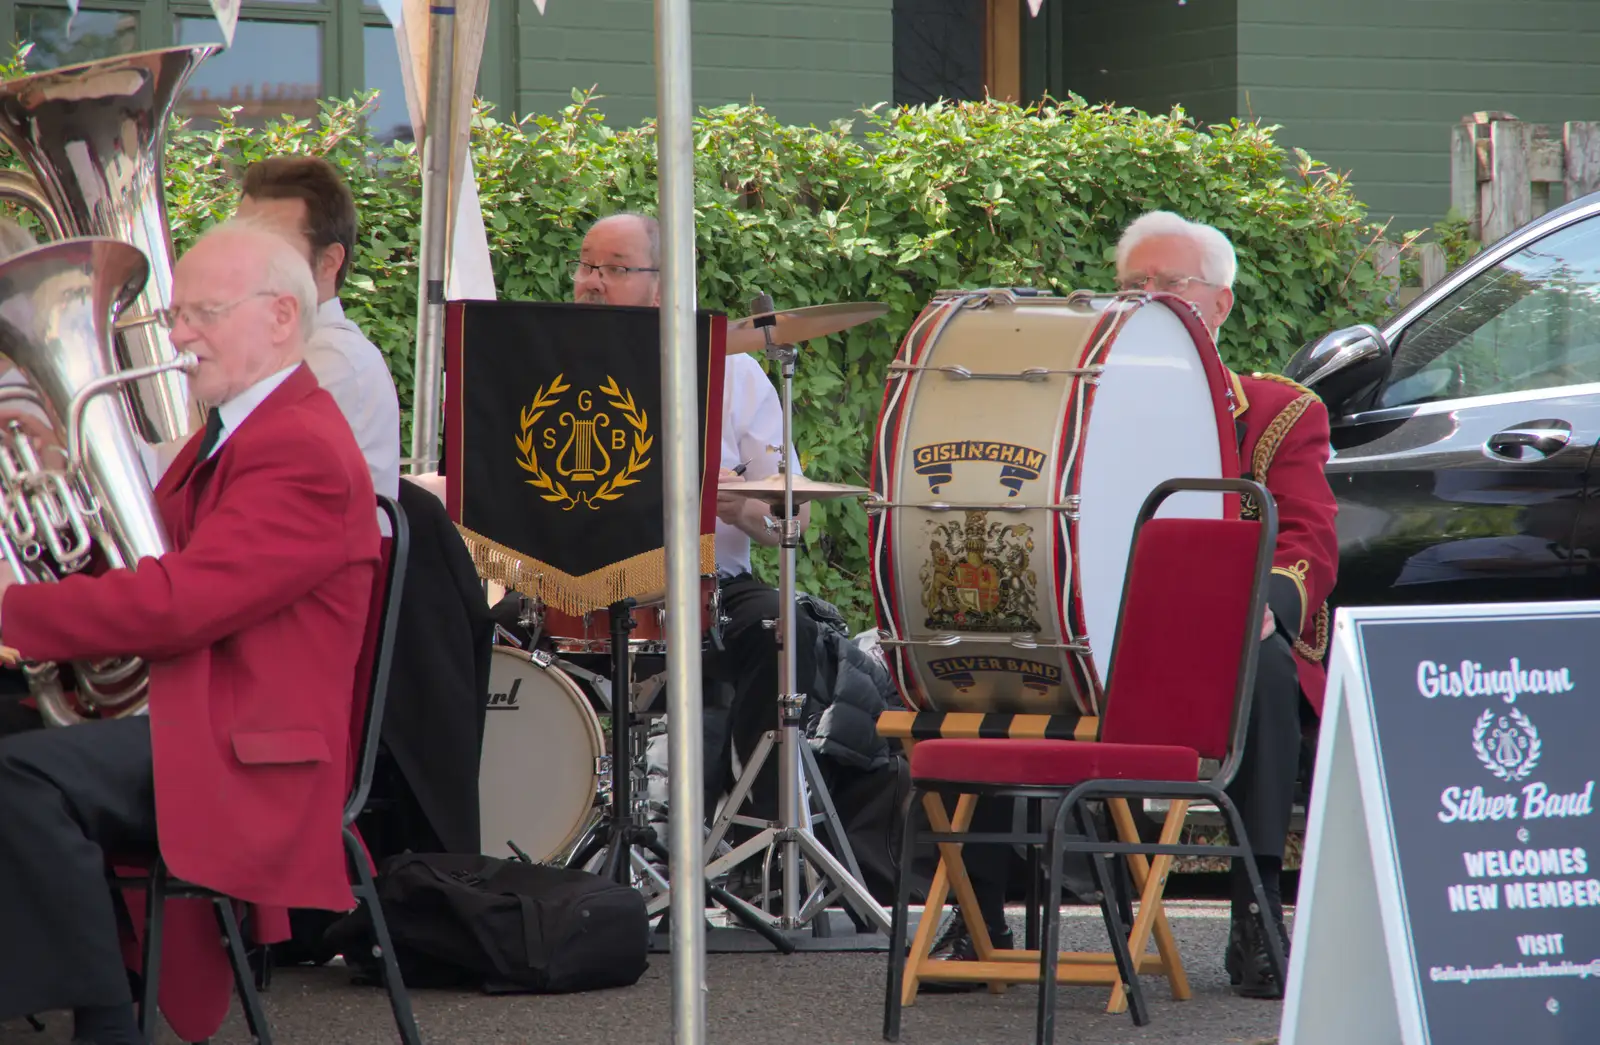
[[932, 212, 1338, 1001]]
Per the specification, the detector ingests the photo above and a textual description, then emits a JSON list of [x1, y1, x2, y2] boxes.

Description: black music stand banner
[[443, 300, 726, 614]]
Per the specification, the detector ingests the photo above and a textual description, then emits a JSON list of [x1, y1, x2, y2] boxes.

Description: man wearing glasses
[[927, 211, 1338, 1003], [566, 211, 818, 824]]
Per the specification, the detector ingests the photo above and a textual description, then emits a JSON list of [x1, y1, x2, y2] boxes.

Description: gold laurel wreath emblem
[[514, 374, 576, 508], [588, 376, 653, 505], [513, 374, 652, 511]]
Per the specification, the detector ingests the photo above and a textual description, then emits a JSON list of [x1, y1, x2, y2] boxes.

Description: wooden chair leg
[[1105, 799, 1191, 1013], [898, 791, 979, 1004]]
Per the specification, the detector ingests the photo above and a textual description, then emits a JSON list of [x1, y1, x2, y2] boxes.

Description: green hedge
[[7, 62, 1415, 630]]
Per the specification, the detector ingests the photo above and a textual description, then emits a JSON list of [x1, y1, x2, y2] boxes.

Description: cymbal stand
[[562, 598, 791, 952], [662, 300, 890, 937]]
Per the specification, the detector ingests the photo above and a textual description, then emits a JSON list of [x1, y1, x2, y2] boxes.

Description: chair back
[[345, 494, 410, 826], [1099, 478, 1276, 774]]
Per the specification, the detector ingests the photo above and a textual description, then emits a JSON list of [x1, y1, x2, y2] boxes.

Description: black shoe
[[1226, 897, 1288, 999], [916, 917, 1014, 994]]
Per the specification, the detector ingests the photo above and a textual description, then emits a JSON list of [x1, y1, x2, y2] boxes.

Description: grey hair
[[1114, 210, 1238, 289], [0, 218, 37, 263], [591, 211, 659, 269], [200, 216, 319, 340]]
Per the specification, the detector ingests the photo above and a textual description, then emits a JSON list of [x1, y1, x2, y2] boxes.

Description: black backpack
[[364, 853, 650, 994]]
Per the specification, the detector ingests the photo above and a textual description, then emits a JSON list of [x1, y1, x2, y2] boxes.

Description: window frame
[[2, 0, 516, 119]]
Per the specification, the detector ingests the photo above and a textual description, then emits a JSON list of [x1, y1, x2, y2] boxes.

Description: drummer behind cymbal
[[931, 211, 1338, 1003], [569, 212, 824, 821]]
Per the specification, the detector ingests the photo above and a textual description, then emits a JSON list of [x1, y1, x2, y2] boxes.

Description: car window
[[1381, 217, 1600, 408]]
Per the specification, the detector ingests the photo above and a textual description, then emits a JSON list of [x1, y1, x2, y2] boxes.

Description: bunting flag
[[444, 302, 727, 615], [532, 0, 547, 11], [1027, 0, 1043, 13], [393, 0, 497, 301], [209, 0, 241, 46]]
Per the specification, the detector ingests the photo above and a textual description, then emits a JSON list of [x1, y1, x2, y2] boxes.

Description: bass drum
[[868, 289, 1242, 718], [480, 646, 606, 863]]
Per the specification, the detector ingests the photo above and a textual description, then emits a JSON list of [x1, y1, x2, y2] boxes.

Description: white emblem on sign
[[1473, 708, 1541, 782]]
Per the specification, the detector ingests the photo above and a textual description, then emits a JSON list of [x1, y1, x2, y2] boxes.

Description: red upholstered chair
[[881, 478, 1284, 1045], [111, 494, 420, 1045]]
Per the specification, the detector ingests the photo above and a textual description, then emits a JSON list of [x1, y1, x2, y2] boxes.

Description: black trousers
[[960, 631, 1307, 927], [701, 573, 815, 822], [0, 715, 156, 1020]]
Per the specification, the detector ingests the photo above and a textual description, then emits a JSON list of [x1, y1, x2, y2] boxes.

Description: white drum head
[[480, 648, 604, 863], [1076, 300, 1227, 683]]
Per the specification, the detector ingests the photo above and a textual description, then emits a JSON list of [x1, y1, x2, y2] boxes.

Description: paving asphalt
[[0, 902, 1289, 1045]]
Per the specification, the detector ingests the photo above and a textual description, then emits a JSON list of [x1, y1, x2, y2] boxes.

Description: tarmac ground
[[0, 901, 1290, 1045]]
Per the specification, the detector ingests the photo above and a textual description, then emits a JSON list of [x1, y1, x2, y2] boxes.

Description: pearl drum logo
[[514, 373, 653, 511], [912, 441, 1045, 497]]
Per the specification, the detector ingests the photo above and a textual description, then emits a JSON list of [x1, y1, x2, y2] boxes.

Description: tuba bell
[[0, 44, 219, 446], [0, 236, 195, 727]]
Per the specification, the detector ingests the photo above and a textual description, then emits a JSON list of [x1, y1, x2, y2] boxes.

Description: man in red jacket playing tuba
[[0, 219, 379, 1044]]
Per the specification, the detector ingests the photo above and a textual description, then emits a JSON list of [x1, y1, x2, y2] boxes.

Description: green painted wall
[[1029, 0, 1237, 127], [511, 0, 893, 130], [1236, 0, 1600, 232]]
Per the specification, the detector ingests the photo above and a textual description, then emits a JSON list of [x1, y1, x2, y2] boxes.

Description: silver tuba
[[0, 237, 195, 726], [0, 44, 219, 446]]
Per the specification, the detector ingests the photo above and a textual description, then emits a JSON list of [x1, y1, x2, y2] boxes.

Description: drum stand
[[657, 307, 891, 943], [564, 598, 793, 952]]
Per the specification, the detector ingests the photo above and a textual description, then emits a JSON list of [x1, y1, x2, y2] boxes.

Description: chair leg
[[1105, 798, 1191, 1011], [213, 900, 273, 1045], [1035, 798, 1070, 1045], [346, 828, 423, 1045], [1023, 798, 1040, 951], [1215, 793, 1288, 989], [882, 785, 923, 1042], [1080, 806, 1148, 1027], [140, 862, 167, 1042]]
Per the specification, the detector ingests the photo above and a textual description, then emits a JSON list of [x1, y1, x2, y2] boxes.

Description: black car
[[1286, 190, 1600, 611]]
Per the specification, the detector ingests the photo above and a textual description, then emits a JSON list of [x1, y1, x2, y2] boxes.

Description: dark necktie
[[196, 407, 224, 461]]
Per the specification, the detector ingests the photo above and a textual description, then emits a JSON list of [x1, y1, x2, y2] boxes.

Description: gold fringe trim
[[456, 526, 716, 616]]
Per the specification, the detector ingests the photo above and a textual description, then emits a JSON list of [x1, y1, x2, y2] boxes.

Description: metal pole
[[655, 0, 705, 1041], [407, 3, 456, 474]]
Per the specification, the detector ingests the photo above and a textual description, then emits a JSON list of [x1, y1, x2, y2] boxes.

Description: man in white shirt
[[232, 155, 401, 500], [571, 212, 816, 816]]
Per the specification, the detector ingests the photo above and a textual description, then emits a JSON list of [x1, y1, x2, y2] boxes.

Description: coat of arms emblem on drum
[[921, 510, 1041, 632], [513, 374, 654, 511], [1472, 708, 1541, 782]]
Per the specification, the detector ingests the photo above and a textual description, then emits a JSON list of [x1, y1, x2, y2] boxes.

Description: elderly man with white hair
[[927, 211, 1339, 1002], [0, 219, 380, 1044]]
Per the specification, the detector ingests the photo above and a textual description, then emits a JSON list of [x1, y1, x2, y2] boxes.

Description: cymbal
[[719, 474, 873, 504], [726, 302, 889, 355]]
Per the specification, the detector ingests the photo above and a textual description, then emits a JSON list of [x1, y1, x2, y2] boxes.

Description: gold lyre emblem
[[555, 408, 611, 482], [515, 374, 653, 511]]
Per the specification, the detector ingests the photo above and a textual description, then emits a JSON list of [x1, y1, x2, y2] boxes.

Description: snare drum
[[868, 289, 1241, 717], [537, 574, 721, 655], [480, 646, 607, 863]]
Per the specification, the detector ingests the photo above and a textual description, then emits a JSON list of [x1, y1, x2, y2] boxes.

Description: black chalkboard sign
[[1282, 605, 1600, 1045]]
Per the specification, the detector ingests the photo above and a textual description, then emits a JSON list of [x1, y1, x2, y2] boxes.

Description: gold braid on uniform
[[1239, 372, 1330, 664]]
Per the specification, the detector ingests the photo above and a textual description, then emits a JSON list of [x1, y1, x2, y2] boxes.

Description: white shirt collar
[[316, 297, 344, 324], [207, 364, 299, 458]]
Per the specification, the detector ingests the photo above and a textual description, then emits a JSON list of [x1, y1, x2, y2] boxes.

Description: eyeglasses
[[1117, 274, 1218, 294], [568, 260, 659, 281], [152, 291, 279, 330]]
